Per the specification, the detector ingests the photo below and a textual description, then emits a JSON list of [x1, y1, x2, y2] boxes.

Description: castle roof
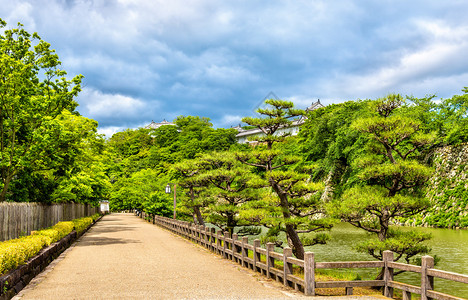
[[145, 119, 176, 129]]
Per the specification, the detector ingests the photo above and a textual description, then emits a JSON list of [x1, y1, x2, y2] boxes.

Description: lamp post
[[165, 183, 177, 219]]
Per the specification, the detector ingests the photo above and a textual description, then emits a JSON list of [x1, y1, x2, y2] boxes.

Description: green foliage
[[72, 215, 95, 234], [194, 151, 260, 233], [237, 99, 332, 259], [35, 221, 74, 244], [110, 169, 169, 212], [355, 228, 432, 263], [330, 94, 434, 266], [299, 100, 371, 198], [143, 191, 173, 218], [439, 87, 468, 145], [0, 214, 99, 276], [0, 19, 83, 202], [0, 235, 49, 275]]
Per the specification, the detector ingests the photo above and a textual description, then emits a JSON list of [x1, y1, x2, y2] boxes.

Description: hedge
[[72, 213, 100, 234], [0, 213, 101, 275]]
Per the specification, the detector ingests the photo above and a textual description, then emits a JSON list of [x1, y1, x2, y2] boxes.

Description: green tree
[[172, 159, 208, 225], [110, 168, 170, 213], [438, 87, 468, 145], [329, 94, 434, 266], [49, 111, 110, 204], [299, 100, 371, 200], [237, 99, 331, 259], [196, 151, 259, 234], [0, 20, 83, 202]]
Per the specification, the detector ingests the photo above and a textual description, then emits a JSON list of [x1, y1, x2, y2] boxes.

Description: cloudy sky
[[2, 1, 468, 136]]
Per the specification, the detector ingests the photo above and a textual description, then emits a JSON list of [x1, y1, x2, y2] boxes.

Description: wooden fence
[[0, 202, 99, 241], [146, 213, 468, 299]]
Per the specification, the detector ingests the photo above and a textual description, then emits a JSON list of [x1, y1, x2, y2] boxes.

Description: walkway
[[15, 214, 388, 299]]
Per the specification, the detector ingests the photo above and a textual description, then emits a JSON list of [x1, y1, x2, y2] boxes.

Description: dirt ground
[[14, 213, 389, 299]]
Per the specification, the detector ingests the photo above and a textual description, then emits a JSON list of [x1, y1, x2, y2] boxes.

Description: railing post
[[266, 242, 275, 279], [283, 247, 293, 287], [197, 225, 202, 244], [241, 236, 248, 267], [217, 230, 222, 255], [223, 232, 229, 259], [232, 233, 238, 262], [383, 250, 394, 298], [210, 228, 216, 251], [421, 255, 435, 300], [204, 227, 209, 248], [253, 239, 260, 272], [304, 252, 315, 296]]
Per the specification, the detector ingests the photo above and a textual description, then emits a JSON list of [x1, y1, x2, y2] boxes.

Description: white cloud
[[220, 114, 242, 127], [78, 88, 149, 119], [97, 126, 128, 138]]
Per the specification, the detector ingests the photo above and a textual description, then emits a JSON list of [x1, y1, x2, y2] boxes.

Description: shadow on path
[[76, 236, 141, 247], [90, 225, 138, 234]]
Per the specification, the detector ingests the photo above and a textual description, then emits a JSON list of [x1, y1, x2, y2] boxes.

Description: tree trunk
[[193, 206, 205, 226], [271, 179, 305, 259], [0, 175, 12, 202], [286, 223, 305, 259], [227, 213, 235, 236]]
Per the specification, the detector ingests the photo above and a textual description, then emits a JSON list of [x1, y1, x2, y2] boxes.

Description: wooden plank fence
[[0, 202, 98, 241], [146, 213, 468, 299]]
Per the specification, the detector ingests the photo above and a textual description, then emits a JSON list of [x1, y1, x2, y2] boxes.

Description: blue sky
[[2, 1, 468, 136]]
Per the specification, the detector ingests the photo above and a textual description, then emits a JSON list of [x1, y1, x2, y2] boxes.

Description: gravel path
[[15, 213, 388, 299]]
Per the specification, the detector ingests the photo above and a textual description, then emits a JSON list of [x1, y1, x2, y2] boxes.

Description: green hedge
[[0, 213, 101, 276], [72, 213, 100, 234]]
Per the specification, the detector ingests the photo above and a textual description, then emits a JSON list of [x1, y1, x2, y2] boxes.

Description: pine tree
[[236, 99, 331, 259]]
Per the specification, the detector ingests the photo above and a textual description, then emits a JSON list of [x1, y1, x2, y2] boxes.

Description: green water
[[306, 223, 468, 299]]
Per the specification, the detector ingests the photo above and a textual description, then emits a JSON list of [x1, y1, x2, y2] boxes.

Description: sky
[[1, 1, 468, 137]]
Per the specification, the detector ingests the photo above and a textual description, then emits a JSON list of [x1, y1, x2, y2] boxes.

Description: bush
[[73, 213, 101, 234], [0, 234, 49, 275], [0, 214, 101, 276], [72, 217, 93, 234], [34, 221, 74, 245]]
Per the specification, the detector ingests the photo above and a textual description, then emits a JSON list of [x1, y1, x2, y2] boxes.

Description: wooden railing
[[143, 213, 467, 299]]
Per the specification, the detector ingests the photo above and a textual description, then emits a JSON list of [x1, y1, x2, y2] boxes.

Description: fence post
[[304, 252, 315, 296], [421, 255, 435, 300], [217, 230, 223, 255], [253, 239, 260, 272], [283, 247, 293, 287], [266, 242, 275, 279], [232, 233, 238, 262], [383, 250, 394, 298], [223, 232, 230, 259], [210, 228, 216, 251], [241, 236, 248, 267]]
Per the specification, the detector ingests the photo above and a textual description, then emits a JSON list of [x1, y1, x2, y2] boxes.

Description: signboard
[[99, 200, 110, 213]]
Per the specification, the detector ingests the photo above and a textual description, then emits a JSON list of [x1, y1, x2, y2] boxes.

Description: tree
[[298, 100, 371, 201], [109, 168, 171, 213], [329, 94, 434, 266], [438, 87, 468, 145], [0, 19, 83, 202], [236, 99, 332, 259], [172, 159, 208, 225], [196, 151, 259, 235], [48, 111, 111, 204]]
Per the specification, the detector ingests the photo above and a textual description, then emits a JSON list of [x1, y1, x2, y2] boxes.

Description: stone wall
[[412, 143, 468, 228]]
